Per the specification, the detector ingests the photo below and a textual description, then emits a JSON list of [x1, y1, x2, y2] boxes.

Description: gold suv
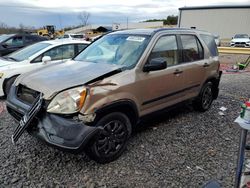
[[7, 28, 222, 163]]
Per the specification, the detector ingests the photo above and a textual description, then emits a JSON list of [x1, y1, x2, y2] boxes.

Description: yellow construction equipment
[[37, 25, 64, 39]]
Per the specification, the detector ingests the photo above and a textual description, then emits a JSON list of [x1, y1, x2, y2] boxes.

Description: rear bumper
[[6, 85, 101, 153], [213, 71, 222, 99]]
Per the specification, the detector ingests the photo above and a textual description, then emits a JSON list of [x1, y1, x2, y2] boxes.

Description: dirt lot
[[0, 72, 250, 187]]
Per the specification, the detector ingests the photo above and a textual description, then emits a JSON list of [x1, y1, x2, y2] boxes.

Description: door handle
[[203, 63, 210, 67], [174, 69, 183, 74]]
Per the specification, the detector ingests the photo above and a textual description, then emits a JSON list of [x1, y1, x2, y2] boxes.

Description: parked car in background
[[0, 34, 47, 56], [57, 34, 86, 40], [7, 28, 222, 163], [230, 34, 250, 47], [0, 40, 90, 96]]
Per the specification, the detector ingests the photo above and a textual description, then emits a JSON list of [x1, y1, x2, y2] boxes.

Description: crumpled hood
[[16, 60, 122, 99], [231, 38, 250, 43], [0, 57, 18, 68]]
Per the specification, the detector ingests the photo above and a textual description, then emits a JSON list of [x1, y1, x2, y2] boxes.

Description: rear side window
[[200, 34, 218, 57], [180, 35, 204, 63], [25, 36, 36, 43]]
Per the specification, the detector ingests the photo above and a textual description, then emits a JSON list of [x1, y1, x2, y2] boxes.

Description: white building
[[112, 21, 163, 31], [178, 5, 250, 39]]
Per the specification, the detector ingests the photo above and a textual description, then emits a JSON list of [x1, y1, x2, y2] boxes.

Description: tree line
[[0, 22, 36, 34], [143, 15, 178, 25]]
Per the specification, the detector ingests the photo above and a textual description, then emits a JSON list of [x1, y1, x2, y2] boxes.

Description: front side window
[[43, 44, 75, 60], [74, 34, 150, 69], [77, 44, 88, 53], [180, 35, 204, 63], [148, 35, 178, 66]]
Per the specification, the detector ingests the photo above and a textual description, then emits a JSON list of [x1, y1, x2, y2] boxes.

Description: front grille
[[235, 42, 246, 44], [17, 85, 40, 105]]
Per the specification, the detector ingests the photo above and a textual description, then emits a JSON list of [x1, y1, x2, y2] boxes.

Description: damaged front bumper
[[6, 85, 101, 153]]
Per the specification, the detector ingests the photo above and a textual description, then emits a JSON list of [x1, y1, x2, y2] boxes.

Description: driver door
[[138, 35, 187, 115]]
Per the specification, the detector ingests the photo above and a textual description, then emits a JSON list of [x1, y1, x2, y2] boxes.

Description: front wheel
[[193, 82, 214, 112], [85, 112, 132, 163]]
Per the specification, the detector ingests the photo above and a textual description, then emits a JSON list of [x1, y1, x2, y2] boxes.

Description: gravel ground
[[1, 73, 250, 188]]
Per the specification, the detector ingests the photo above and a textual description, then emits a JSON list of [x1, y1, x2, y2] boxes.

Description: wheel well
[[3, 75, 19, 95], [94, 101, 139, 128]]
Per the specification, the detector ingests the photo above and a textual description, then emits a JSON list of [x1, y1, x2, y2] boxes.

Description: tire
[[193, 82, 214, 112], [85, 112, 132, 164], [4, 76, 17, 96]]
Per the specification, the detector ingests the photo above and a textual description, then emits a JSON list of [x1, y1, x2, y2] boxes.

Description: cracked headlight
[[47, 86, 87, 114]]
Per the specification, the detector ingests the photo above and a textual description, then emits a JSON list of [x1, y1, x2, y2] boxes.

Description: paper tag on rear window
[[126, 36, 145, 42]]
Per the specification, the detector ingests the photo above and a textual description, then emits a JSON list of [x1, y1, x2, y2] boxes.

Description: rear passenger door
[[178, 34, 206, 98]]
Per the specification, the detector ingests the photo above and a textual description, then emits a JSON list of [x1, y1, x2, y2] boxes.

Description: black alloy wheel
[[193, 82, 214, 112], [86, 112, 132, 163]]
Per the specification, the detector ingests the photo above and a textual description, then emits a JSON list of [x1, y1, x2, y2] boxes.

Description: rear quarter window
[[200, 34, 218, 57]]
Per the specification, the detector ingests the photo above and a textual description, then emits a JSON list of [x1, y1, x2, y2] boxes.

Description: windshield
[[74, 34, 150, 69], [0, 34, 13, 43], [234, 34, 249, 38], [8, 42, 51, 62]]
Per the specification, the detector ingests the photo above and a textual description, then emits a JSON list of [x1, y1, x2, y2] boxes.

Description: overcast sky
[[0, 0, 249, 28]]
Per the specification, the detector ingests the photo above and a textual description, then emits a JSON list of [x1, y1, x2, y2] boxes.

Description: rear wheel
[[193, 82, 214, 112], [86, 112, 132, 163], [4, 76, 17, 96]]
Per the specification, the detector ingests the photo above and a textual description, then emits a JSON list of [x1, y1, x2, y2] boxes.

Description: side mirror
[[143, 58, 167, 72], [42, 56, 51, 64]]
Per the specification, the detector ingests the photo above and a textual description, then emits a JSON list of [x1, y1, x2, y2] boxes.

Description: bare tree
[[78, 11, 90, 27]]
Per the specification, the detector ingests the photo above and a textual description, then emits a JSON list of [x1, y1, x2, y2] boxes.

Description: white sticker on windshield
[[126, 36, 145, 42]]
